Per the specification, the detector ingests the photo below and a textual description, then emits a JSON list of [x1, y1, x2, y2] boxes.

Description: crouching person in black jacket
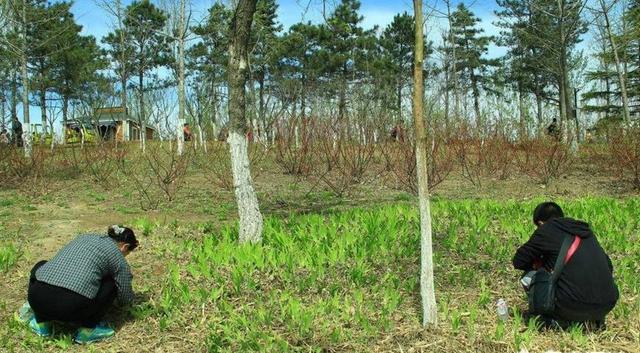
[[513, 202, 619, 329]]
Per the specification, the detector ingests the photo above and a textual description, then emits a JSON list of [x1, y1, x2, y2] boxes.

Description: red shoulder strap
[[564, 236, 581, 264]]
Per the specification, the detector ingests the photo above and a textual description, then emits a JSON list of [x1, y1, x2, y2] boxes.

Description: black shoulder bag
[[528, 235, 581, 315]]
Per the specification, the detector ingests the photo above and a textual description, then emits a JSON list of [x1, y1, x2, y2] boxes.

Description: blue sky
[[70, 0, 503, 49]]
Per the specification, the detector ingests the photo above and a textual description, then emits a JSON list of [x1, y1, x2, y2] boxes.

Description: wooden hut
[[65, 107, 155, 142]]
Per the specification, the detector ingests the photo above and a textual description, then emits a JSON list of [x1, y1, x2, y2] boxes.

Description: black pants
[[28, 261, 117, 328]]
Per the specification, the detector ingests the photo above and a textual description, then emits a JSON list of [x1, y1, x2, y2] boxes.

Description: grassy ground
[[0, 144, 639, 352]]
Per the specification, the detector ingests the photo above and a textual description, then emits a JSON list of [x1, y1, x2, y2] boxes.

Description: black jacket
[[513, 218, 619, 320]]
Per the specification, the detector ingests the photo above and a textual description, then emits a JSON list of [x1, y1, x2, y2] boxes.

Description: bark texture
[[227, 0, 263, 244], [413, 0, 437, 327]]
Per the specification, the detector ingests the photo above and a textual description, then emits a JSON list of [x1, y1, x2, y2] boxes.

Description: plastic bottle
[[496, 298, 509, 321], [17, 301, 33, 323]]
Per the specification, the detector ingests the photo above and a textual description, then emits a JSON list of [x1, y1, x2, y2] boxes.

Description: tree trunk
[[11, 70, 18, 124], [176, 0, 186, 156], [443, 56, 450, 131], [397, 78, 402, 120], [227, 0, 263, 244], [138, 71, 146, 152], [470, 68, 481, 133], [518, 84, 527, 139], [40, 86, 47, 138], [62, 95, 69, 144], [446, 1, 460, 121], [535, 91, 543, 136], [599, 0, 631, 127], [413, 0, 437, 327], [117, 0, 128, 119], [21, 0, 31, 157], [0, 82, 5, 130]]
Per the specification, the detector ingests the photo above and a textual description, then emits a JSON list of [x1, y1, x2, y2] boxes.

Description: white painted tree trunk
[[227, 0, 262, 244], [176, 0, 186, 156], [20, 0, 31, 158], [199, 123, 207, 153], [414, 0, 437, 327], [228, 131, 263, 243], [210, 120, 217, 144], [177, 124, 184, 155]]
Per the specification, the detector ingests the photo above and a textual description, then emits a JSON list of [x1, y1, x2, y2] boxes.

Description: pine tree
[[379, 12, 417, 121], [189, 3, 231, 138], [624, 0, 640, 115], [317, 0, 375, 122], [104, 0, 172, 150], [274, 22, 323, 120], [495, 0, 555, 134], [250, 0, 282, 140], [449, 3, 498, 129], [50, 13, 105, 137]]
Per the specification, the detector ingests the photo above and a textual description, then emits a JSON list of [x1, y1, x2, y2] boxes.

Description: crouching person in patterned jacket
[[25, 225, 138, 344]]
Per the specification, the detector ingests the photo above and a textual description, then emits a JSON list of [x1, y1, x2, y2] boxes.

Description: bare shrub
[[451, 124, 516, 187], [78, 142, 127, 190], [274, 117, 315, 176], [309, 119, 381, 197], [0, 146, 71, 198], [122, 142, 192, 210], [515, 137, 574, 185], [381, 128, 454, 195], [589, 127, 640, 189], [193, 141, 266, 192]]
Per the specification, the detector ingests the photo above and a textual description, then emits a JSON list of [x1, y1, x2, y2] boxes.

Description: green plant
[[0, 245, 20, 272]]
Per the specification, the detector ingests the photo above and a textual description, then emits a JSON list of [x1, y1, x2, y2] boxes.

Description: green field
[[1, 196, 638, 352]]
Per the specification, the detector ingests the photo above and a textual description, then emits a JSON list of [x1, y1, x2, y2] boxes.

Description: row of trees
[[2, 0, 638, 152]]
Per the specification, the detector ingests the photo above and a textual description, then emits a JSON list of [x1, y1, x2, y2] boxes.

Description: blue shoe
[[73, 324, 115, 344], [28, 317, 52, 337]]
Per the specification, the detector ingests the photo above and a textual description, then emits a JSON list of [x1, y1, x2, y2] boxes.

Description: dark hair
[[533, 202, 564, 224], [107, 225, 139, 251]]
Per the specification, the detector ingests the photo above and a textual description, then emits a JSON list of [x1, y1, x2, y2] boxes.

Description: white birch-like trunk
[[21, 0, 31, 158], [199, 123, 207, 153], [176, 0, 186, 156], [177, 124, 184, 155], [414, 0, 437, 327], [227, 0, 262, 244], [210, 120, 217, 144], [228, 131, 263, 243], [599, 0, 631, 128]]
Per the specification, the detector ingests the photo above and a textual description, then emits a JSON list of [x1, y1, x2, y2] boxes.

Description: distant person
[[12, 117, 23, 147], [183, 123, 192, 141], [546, 118, 560, 140], [0, 129, 9, 144], [513, 202, 618, 329], [390, 122, 405, 142], [23, 225, 139, 344]]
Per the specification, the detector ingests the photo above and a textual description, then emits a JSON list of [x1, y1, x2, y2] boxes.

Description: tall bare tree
[[20, 0, 31, 156], [596, 0, 631, 127], [414, 0, 437, 327], [176, 0, 186, 155], [228, 0, 263, 244]]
